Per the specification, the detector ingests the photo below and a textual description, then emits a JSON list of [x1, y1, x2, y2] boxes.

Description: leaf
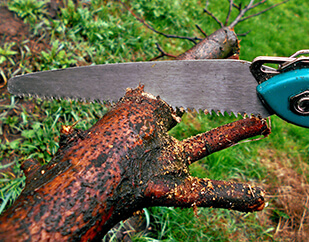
[[8, 139, 21, 150], [21, 130, 36, 139], [0, 56, 6, 64]]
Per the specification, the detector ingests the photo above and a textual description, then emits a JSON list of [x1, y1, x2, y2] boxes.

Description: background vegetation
[[0, 0, 308, 241]]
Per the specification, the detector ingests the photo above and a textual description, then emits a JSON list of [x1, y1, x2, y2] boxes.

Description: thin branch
[[229, 0, 290, 28], [195, 24, 207, 37], [118, 0, 202, 44], [203, 8, 224, 28], [229, 0, 255, 28], [225, 0, 234, 26], [149, 43, 177, 61], [237, 30, 252, 36], [251, 0, 267, 9], [205, 0, 210, 9], [232, 2, 241, 11], [238, 0, 290, 24]]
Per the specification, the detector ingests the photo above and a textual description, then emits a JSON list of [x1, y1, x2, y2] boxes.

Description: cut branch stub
[[176, 27, 240, 60], [0, 85, 270, 241]]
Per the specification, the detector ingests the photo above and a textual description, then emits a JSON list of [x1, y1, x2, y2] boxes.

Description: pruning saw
[[7, 49, 309, 128]]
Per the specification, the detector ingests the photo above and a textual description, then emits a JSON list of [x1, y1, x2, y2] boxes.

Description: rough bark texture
[[0, 85, 270, 241], [176, 27, 239, 60]]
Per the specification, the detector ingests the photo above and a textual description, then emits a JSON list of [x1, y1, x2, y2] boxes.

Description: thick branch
[[182, 117, 270, 164], [146, 177, 265, 212], [176, 27, 239, 60], [0, 86, 271, 240]]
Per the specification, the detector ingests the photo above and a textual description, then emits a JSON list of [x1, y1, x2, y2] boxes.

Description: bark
[[0, 3, 266, 241], [176, 27, 240, 60], [0, 85, 270, 241]]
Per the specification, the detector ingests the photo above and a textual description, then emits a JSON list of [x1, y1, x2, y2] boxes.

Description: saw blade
[[8, 59, 272, 117]]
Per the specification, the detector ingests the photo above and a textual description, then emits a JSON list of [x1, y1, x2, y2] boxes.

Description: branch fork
[[0, 85, 270, 240]]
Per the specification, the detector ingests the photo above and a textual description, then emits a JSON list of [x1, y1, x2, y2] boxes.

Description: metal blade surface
[[8, 59, 271, 117]]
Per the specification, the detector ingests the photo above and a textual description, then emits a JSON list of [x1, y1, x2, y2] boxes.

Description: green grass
[[1, 0, 309, 241], [132, 206, 275, 241]]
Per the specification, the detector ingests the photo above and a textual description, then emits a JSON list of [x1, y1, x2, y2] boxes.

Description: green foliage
[[0, 161, 25, 214], [0, 43, 18, 65], [49, 0, 158, 64], [1, 97, 108, 163], [132, 207, 274, 241], [8, 0, 49, 25], [40, 40, 77, 69], [235, 0, 309, 59]]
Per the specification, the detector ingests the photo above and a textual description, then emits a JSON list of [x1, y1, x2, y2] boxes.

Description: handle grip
[[257, 68, 309, 128]]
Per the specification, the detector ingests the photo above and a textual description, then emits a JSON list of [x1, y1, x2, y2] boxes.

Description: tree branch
[[236, 0, 290, 25], [229, 0, 255, 28], [0, 85, 271, 240], [149, 43, 177, 61], [147, 177, 265, 212], [203, 7, 224, 28], [229, 0, 290, 28], [176, 27, 240, 60], [202, 0, 290, 29], [225, 0, 234, 26], [195, 24, 208, 37]]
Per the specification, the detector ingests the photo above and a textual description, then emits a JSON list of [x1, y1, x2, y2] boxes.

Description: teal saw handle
[[257, 68, 309, 128]]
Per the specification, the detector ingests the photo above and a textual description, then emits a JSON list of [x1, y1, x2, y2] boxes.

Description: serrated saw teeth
[[14, 91, 264, 119]]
